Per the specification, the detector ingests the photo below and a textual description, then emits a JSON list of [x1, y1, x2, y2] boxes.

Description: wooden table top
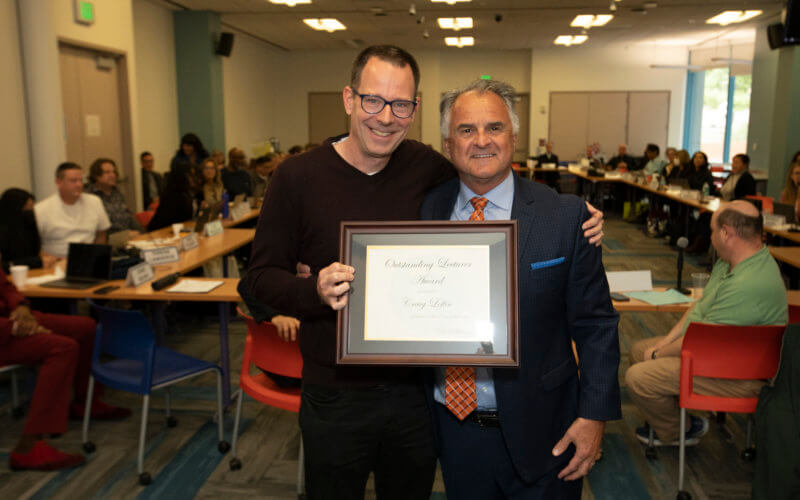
[[16, 277, 241, 302], [769, 246, 800, 268], [612, 287, 701, 312]]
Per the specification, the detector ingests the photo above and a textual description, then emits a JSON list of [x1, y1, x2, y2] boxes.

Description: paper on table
[[606, 271, 653, 292], [166, 279, 223, 293], [26, 265, 66, 285], [626, 290, 696, 306]]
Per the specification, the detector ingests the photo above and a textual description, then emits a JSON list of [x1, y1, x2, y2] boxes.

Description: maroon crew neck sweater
[[247, 136, 455, 387]]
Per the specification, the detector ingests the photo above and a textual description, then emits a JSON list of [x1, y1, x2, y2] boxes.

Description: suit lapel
[[432, 179, 460, 220], [510, 173, 536, 263]]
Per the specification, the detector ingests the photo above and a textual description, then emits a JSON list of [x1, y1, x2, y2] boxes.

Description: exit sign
[[74, 0, 95, 25], [480, 75, 492, 80]]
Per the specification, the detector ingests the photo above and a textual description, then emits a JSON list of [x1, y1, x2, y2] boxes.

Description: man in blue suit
[[421, 79, 621, 499]]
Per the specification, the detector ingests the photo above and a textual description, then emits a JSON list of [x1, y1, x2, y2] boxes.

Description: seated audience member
[[687, 151, 716, 195], [720, 153, 756, 202], [580, 143, 603, 167], [666, 149, 692, 183], [140, 151, 163, 210], [780, 161, 800, 221], [0, 265, 130, 470], [147, 164, 197, 231], [662, 147, 678, 177], [627, 201, 787, 447], [606, 144, 636, 171], [251, 154, 279, 200], [34, 163, 110, 258], [640, 144, 668, 175], [198, 158, 224, 208], [0, 189, 60, 272], [210, 149, 225, 171], [288, 145, 304, 156], [534, 141, 560, 191], [170, 133, 209, 170], [221, 148, 252, 198], [86, 158, 142, 234]]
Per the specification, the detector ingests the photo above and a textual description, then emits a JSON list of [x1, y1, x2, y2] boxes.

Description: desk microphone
[[673, 237, 691, 295], [151, 273, 180, 291]]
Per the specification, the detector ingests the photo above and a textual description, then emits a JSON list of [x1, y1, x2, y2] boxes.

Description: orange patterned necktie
[[444, 196, 487, 420]]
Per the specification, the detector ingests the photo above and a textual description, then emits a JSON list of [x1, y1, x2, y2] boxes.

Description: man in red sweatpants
[[0, 267, 129, 470]]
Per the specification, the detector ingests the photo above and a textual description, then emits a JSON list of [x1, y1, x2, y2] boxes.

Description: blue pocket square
[[530, 257, 565, 270]]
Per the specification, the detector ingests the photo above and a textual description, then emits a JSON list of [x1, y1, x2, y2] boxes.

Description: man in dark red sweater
[[246, 45, 604, 498], [0, 267, 130, 470]]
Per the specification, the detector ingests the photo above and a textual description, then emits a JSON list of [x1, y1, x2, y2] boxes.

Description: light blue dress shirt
[[433, 171, 514, 411]]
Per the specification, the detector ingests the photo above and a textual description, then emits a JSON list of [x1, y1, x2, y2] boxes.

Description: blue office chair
[[82, 300, 230, 485]]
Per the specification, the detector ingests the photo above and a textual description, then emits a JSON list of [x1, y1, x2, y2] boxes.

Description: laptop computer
[[669, 178, 690, 189], [194, 201, 224, 234], [773, 202, 796, 222], [41, 243, 112, 289]]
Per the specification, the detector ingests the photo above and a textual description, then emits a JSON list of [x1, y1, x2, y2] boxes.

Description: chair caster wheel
[[83, 441, 96, 453], [11, 407, 24, 418], [167, 416, 178, 428], [139, 472, 152, 485], [676, 490, 691, 500], [741, 448, 756, 461], [645, 446, 657, 459], [229, 458, 242, 470], [218, 441, 231, 453]]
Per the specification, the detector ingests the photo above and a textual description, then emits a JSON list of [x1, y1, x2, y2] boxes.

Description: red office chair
[[675, 323, 785, 500], [789, 304, 800, 324], [745, 195, 774, 214], [229, 309, 304, 496], [135, 210, 155, 228]]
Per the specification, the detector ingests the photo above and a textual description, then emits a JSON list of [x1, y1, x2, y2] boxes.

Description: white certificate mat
[[363, 245, 491, 342]]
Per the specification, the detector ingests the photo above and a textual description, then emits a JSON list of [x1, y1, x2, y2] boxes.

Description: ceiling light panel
[[303, 18, 346, 32], [430, 0, 471, 4], [269, 0, 311, 6], [570, 14, 613, 29], [438, 17, 473, 30], [445, 36, 474, 47], [554, 35, 588, 46], [706, 10, 762, 26]]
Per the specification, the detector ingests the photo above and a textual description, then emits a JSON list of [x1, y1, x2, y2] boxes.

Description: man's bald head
[[714, 200, 762, 242]]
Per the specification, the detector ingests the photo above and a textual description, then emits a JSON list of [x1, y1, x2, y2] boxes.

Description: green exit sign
[[480, 74, 492, 80], [74, 0, 95, 25]]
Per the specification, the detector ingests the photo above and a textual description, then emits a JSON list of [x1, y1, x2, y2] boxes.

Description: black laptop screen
[[66, 243, 112, 279]]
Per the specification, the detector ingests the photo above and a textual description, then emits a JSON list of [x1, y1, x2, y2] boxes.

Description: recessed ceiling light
[[706, 10, 762, 26], [303, 18, 346, 32], [445, 36, 474, 47], [571, 14, 613, 28], [269, 0, 311, 6], [554, 35, 588, 46], [438, 17, 473, 30], [431, 0, 471, 4]]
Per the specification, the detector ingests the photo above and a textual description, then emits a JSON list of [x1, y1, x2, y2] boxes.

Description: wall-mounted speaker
[[216, 32, 234, 57], [767, 23, 785, 50]]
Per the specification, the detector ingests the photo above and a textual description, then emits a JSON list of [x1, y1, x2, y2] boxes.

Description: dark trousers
[[299, 382, 436, 500], [434, 403, 581, 500], [0, 312, 99, 435]]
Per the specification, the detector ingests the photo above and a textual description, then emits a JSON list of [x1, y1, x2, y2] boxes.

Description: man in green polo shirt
[[625, 200, 787, 446]]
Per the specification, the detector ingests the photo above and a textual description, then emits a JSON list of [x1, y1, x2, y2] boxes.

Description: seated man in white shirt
[[35, 163, 111, 258]]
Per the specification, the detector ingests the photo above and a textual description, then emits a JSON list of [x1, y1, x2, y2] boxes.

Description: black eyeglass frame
[[351, 88, 418, 119]]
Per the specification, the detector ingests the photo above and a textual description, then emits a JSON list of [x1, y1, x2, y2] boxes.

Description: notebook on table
[[40, 243, 112, 289]]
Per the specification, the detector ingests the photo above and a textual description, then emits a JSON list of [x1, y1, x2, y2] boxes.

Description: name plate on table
[[180, 232, 199, 251], [230, 202, 250, 221], [143, 246, 180, 265], [204, 220, 224, 237], [337, 221, 519, 367], [125, 262, 155, 286]]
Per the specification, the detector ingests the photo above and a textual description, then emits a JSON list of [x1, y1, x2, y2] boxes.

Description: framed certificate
[[337, 221, 519, 366]]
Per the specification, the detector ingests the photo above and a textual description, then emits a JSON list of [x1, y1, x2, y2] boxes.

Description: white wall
[[530, 44, 689, 154], [222, 33, 287, 156], [0, 0, 32, 193], [133, 0, 179, 175]]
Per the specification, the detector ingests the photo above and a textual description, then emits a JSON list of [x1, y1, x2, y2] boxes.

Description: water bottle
[[221, 192, 230, 219], [702, 182, 709, 197]]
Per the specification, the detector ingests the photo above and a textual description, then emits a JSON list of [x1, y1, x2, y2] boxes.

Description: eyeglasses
[[352, 89, 417, 119]]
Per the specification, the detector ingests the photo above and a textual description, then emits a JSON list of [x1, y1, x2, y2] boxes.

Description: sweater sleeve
[[245, 165, 330, 320]]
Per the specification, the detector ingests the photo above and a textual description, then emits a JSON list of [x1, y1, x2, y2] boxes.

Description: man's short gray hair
[[440, 79, 520, 139]]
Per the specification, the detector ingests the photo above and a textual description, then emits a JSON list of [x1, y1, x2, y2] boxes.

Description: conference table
[[16, 226, 255, 405]]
